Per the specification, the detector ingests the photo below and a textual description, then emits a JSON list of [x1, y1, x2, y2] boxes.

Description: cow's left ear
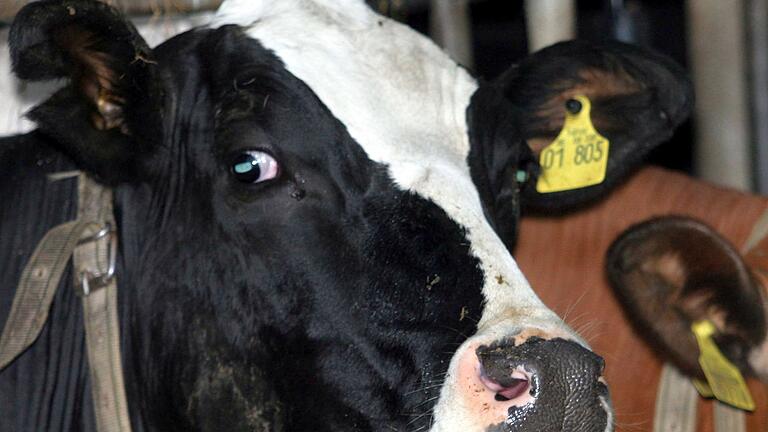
[[468, 40, 692, 236], [606, 216, 768, 380], [10, 0, 160, 184]]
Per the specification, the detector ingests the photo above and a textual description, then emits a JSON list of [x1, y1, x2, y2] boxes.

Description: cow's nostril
[[494, 379, 527, 401], [478, 364, 532, 402], [597, 380, 609, 397], [596, 355, 606, 374]]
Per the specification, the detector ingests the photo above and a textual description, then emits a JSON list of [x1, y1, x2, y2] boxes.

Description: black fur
[[10, 0, 145, 81]]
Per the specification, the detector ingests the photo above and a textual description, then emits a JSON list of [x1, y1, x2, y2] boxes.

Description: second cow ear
[[606, 216, 768, 379], [469, 39, 693, 218], [10, 0, 161, 184]]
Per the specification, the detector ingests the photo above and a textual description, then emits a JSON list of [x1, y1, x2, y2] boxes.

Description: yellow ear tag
[[691, 320, 755, 411], [535, 95, 610, 193], [692, 378, 714, 398]]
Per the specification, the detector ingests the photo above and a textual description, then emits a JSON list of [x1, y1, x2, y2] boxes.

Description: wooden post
[[524, 0, 576, 52], [687, 0, 752, 190]]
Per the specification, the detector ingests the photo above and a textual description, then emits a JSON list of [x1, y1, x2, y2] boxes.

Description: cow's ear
[[469, 40, 693, 218], [10, 0, 160, 184], [466, 84, 530, 248], [606, 216, 767, 379]]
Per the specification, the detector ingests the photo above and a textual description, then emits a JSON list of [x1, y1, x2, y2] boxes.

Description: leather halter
[[0, 173, 132, 432]]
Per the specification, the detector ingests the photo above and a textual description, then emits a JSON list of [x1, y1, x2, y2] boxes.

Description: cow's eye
[[230, 151, 280, 183]]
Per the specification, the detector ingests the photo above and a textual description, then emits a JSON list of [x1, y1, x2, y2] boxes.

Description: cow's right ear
[[10, 0, 160, 184], [606, 216, 768, 380]]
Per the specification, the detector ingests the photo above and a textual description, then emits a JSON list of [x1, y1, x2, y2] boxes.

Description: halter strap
[[0, 173, 132, 432]]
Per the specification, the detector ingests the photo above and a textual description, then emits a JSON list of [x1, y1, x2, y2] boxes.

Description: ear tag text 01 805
[[535, 95, 609, 193], [691, 320, 755, 411]]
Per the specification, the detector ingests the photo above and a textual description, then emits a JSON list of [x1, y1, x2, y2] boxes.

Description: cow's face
[[9, 0, 690, 430]]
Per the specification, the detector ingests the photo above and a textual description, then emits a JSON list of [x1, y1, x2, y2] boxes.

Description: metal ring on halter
[[77, 224, 112, 245], [76, 223, 117, 297]]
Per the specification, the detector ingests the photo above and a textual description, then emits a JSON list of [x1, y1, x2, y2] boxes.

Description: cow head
[[10, 0, 690, 430], [607, 216, 768, 383]]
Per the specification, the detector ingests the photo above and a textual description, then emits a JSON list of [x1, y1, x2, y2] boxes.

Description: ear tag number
[[535, 95, 609, 193], [691, 320, 755, 411]]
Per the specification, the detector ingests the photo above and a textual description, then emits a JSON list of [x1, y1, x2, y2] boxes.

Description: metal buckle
[[76, 223, 117, 297]]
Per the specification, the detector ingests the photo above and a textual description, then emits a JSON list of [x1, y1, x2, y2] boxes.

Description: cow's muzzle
[[451, 335, 611, 432]]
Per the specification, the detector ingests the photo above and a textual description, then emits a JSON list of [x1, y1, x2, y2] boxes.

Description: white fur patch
[[214, 1, 576, 429]]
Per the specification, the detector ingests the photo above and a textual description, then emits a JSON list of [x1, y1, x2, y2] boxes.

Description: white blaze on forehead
[[214, 0, 570, 428]]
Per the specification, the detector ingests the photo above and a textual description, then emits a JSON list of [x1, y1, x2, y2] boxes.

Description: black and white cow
[[0, 0, 691, 431]]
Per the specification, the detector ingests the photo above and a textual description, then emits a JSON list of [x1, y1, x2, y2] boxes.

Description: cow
[[0, 0, 691, 430], [515, 166, 768, 432]]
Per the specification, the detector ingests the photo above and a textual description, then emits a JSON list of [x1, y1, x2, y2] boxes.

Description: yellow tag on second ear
[[692, 378, 714, 398], [691, 320, 755, 411], [535, 95, 610, 193]]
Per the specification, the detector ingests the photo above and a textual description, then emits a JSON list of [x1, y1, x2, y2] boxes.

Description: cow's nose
[[456, 336, 611, 431]]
